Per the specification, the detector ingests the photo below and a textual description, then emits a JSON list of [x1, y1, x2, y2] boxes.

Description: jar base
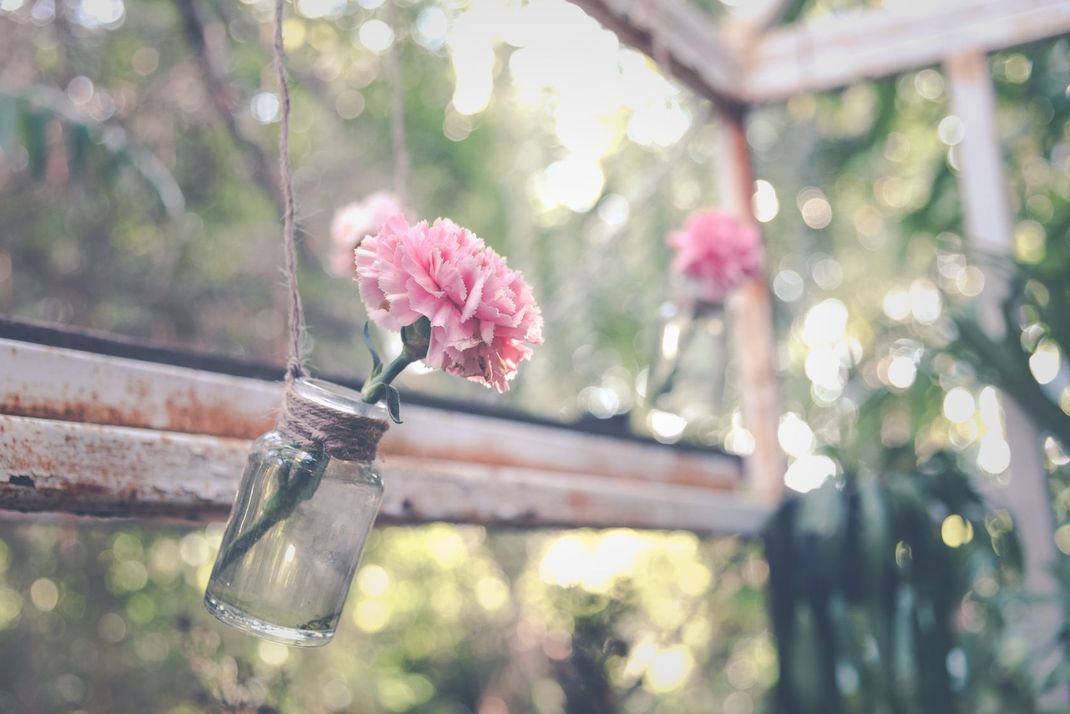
[[204, 593, 336, 647]]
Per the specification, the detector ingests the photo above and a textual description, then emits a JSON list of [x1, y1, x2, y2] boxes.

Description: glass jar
[[642, 283, 731, 442], [204, 379, 386, 647]]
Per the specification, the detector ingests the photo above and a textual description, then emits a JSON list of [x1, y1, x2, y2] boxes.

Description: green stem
[[216, 322, 425, 578], [215, 447, 327, 576], [216, 500, 287, 573], [361, 352, 416, 404]]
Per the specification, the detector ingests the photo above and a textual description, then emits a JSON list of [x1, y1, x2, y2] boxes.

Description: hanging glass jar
[[647, 207, 761, 440], [204, 378, 387, 647], [644, 282, 730, 436]]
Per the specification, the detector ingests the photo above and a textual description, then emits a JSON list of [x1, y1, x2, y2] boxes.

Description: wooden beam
[[716, 110, 786, 503], [0, 415, 770, 534], [567, 0, 744, 108], [0, 338, 741, 491], [746, 0, 1070, 103], [722, 0, 794, 41], [945, 49, 1065, 708]]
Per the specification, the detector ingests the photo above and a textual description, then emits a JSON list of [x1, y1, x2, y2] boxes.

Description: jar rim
[[292, 378, 389, 423]]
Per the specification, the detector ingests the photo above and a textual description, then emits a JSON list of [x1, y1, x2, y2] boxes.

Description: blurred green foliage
[[765, 455, 1030, 714], [0, 523, 770, 712], [1, 0, 1069, 710]]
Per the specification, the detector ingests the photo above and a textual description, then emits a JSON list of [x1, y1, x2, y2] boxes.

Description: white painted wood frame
[[0, 328, 768, 534], [946, 50, 1065, 705], [569, 0, 1070, 106]]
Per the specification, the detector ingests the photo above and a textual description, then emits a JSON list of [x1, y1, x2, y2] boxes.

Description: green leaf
[[384, 384, 403, 424], [1, 86, 185, 217], [362, 321, 383, 379]]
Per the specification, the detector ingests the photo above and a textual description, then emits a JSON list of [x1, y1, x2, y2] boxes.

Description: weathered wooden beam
[[722, 0, 793, 40], [569, 0, 1070, 108], [746, 0, 1070, 103], [0, 415, 770, 534], [567, 0, 744, 108], [0, 338, 741, 491]]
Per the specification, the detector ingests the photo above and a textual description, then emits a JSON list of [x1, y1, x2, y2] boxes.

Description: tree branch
[[174, 0, 282, 213]]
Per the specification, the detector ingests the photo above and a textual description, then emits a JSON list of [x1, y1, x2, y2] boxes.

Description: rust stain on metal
[[162, 387, 272, 439], [1, 391, 148, 429], [380, 438, 737, 490], [1, 388, 272, 440], [567, 490, 595, 516]]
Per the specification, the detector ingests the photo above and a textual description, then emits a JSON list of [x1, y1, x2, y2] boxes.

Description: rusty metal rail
[[0, 319, 767, 533]]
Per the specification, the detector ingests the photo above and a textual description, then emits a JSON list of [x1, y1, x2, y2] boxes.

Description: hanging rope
[[269, 0, 391, 454], [273, 0, 307, 381], [385, 0, 410, 208]]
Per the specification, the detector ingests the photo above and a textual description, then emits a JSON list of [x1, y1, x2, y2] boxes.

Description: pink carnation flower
[[668, 209, 763, 304], [329, 191, 404, 276], [355, 216, 544, 392]]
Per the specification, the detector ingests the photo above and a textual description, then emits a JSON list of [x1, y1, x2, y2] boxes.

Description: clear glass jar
[[204, 379, 386, 647], [641, 282, 732, 444]]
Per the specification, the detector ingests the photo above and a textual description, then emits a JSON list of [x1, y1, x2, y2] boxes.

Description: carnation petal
[[352, 213, 543, 392]]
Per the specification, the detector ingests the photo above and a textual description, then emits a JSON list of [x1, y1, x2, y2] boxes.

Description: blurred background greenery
[[0, 0, 1068, 710]]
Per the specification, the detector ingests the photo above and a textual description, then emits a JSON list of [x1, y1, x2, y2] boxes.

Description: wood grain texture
[[0, 339, 741, 491], [0, 415, 770, 533]]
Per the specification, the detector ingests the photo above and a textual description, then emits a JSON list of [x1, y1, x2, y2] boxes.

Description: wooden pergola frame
[[574, 0, 1070, 107], [1, 1, 1069, 544], [562, 0, 1067, 697]]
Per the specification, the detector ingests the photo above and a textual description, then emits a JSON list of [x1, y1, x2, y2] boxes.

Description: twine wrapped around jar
[[275, 379, 389, 462]]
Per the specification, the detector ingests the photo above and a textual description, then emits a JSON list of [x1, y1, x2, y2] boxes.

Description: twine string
[[385, 0, 410, 208], [276, 387, 389, 461], [273, 0, 306, 381], [271, 0, 389, 458]]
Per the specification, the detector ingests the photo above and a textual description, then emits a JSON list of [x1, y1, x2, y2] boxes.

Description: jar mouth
[[292, 378, 389, 423]]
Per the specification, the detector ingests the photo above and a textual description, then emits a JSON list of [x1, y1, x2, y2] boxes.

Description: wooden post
[[946, 49, 1064, 704], [717, 108, 786, 504]]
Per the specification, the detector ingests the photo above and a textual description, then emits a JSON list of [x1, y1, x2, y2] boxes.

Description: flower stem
[[361, 352, 416, 404], [215, 447, 327, 576]]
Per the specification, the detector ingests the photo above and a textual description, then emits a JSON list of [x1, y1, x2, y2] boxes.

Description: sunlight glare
[[802, 299, 848, 347], [359, 19, 394, 54], [886, 356, 917, 389], [645, 646, 695, 693], [778, 413, 815, 459], [909, 279, 942, 324], [784, 455, 836, 494], [536, 157, 606, 213], [941, 515, 974, 548], [648, 409, 688, 443], [942, 387, 976, 423], [752, 180, 779, 223], [1029, 340, 1061, 385]]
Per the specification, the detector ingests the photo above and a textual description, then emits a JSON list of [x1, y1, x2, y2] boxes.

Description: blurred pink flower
[[668, 209, 763, 303], [355, 216, 543, 392], [329, 191, 404, 276]]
